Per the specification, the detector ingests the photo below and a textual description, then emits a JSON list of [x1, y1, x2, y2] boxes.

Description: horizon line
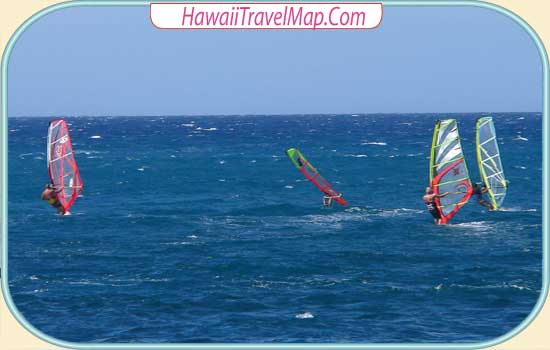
[[7, 111, 543, 118]]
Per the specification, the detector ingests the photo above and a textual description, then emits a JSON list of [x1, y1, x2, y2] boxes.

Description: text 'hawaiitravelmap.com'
[[150, 2, 383, 30]]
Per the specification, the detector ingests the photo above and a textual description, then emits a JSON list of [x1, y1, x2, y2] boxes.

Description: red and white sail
[[47, 119, 83, 212]]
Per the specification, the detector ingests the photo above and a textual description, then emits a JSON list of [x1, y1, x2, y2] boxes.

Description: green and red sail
[[286, 148, 348, 206]]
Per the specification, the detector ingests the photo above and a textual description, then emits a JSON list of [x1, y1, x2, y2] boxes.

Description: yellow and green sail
[[476, 117, 507, 209]]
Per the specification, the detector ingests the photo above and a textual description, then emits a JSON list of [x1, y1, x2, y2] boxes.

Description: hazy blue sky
[[7, 5, 544, 116]]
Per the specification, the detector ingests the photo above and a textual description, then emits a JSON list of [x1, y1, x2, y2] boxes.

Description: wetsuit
[[472, 187, 483, 202], [426, 199, 441, 219], [45, 190, 64, 213]]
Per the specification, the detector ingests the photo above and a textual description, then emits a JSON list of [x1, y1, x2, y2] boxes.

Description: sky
[[6, 5, 544, 116]]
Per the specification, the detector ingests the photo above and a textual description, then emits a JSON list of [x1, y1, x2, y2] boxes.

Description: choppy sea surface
[[7, 113, 543, 343]]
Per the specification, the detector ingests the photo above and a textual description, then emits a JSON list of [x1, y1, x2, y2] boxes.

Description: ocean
[[6, 113, 543, 343]]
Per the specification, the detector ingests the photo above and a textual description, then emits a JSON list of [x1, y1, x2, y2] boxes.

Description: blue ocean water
[[7, 113, 543, 343]]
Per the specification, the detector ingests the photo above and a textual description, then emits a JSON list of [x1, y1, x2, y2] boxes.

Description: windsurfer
[[423, 186, 450, 225], [286, 148, 348, 207], [323, 193, 343, 207], [472, 182, 494, 210], [41, 184, 65, 215]]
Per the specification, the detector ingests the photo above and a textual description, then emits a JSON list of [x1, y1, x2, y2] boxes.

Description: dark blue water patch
[[7, 113, 543, 343]]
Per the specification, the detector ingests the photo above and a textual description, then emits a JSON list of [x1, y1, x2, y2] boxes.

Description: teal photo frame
[[1, 1, 548, 349]]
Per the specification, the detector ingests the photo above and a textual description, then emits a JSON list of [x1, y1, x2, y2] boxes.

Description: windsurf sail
[[476, 117, 507, 209], [47, 119, 83, 212], [286, 148, 348, 206], [429, 119, 472, 224]]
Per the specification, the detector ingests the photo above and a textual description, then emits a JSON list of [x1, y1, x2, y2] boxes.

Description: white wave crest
[[196, 127, 217, 131], [361, 141, 387, 146], [295, 312, 314, 319], [448, 221, 490, 230], [161, 241, 192, 246], [344, 154, 368, 158], [377, 208, 423, 218], [498, 207, 536, 212]]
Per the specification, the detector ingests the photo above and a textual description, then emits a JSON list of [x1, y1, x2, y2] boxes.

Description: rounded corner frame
[[1, 1, 548, 349]]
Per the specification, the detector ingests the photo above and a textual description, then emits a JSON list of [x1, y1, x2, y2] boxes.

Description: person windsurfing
[[323, 193, 343, 207], [286, 148, 348, 207], [423, 186, 450, 225], [472, 182, 494, 210], [41, 184, 65, 215]]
